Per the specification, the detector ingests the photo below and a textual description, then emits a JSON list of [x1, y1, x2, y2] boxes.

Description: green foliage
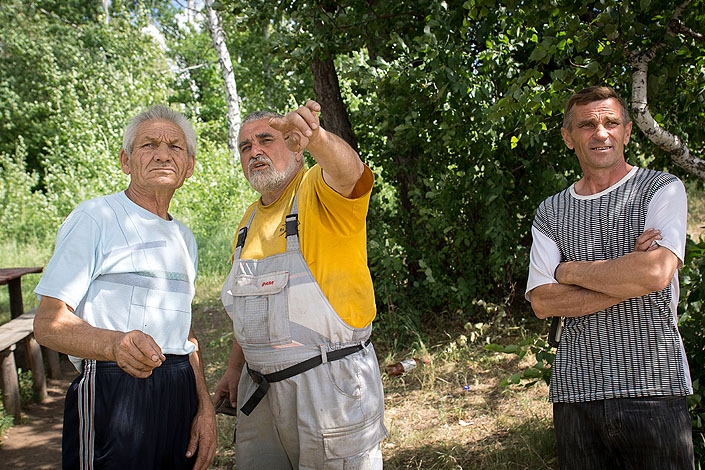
[[0, 401, 14, 434], [0, 140, 56, 244], [678, 236, 705, 462]]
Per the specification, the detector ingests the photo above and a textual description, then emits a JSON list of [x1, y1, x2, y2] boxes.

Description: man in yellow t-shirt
[[215, 100, 387, 469]]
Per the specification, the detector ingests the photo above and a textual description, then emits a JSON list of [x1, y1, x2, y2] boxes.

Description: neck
[[575, 162, 633, 196], [124, 185, 174, 220]]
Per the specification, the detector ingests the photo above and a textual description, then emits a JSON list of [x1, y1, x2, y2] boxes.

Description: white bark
[[204, 0, 241, 158], [628, 1, 705, 180]]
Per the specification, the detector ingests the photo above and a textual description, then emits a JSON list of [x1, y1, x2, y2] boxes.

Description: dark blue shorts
[[62, 355, 198, 470], [554, 397, 694, 470]]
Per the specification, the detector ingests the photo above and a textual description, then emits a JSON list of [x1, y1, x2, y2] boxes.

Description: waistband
[[89, 354, 190, 372]]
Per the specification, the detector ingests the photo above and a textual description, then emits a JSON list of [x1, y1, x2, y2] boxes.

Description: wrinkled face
[[120, 119, 194, 191], [238, 119, 301, 195], [561, 98, 633, 173]]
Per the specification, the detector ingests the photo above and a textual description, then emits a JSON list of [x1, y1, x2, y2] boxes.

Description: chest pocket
[[229, 270, 291, 346]]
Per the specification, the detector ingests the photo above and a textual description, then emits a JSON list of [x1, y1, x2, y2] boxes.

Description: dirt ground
[[0, 359, 74, 469]]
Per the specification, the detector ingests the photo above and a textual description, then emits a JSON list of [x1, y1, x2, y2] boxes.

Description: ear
[[561, 127, 574, 150], [624, 121, 633, 145], [185, 156, 196, 179], [119, 150, 131, 175], [294, 150, 304, 163]]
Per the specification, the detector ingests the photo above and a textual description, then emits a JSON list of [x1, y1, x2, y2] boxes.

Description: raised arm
[[269, 100, 364, 198]]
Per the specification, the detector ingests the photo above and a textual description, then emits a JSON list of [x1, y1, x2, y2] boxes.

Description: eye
[[240, 143, 251, 153]]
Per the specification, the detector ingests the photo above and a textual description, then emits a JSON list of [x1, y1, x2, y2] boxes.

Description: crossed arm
[[529, 229, 680, 319]]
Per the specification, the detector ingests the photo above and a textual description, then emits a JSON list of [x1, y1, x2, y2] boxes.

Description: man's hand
[[112, 330, 166, 378], [268, 100, 322, 153], [634, 228, 662, 252], [213, 363, 244, 411], [185, 404, 217, 470]]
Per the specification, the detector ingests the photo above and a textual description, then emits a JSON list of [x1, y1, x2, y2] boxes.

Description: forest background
[[1, 0, 705, 468]]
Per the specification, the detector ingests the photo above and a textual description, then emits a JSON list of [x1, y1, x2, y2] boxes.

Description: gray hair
[[122, 105, 197, 157], [237, 110, 283, 151]]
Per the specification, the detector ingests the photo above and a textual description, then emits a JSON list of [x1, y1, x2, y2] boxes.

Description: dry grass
[[193, 304, 557, 470]]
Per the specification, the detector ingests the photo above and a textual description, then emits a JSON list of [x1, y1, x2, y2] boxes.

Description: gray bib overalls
[[221, 196, 387, 469]]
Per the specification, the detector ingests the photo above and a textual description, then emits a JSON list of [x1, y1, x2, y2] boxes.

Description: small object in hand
[[215, 397, 238, 416]]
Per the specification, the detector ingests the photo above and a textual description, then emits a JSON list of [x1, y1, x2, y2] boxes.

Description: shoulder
[[302, 164, 374, 200]]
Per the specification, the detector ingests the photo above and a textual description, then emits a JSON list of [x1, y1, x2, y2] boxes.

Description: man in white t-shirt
[[526, 86, 694, 469], [33, 105, 216, 469]]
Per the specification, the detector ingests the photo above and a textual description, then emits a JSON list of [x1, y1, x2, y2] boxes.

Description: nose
[[154, 143, 172, 161], [594, 124, 609, 139]]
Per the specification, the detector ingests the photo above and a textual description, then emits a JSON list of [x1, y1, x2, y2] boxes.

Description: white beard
[[248, 154, 299, 194]]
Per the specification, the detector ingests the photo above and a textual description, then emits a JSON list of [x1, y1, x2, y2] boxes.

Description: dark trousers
[[62, 355, 198, 470], [554, 397, 694, 470]]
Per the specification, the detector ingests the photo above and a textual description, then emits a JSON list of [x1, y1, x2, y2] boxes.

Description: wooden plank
[[0, 310, 36, 352], [0, 267, 43, 285]]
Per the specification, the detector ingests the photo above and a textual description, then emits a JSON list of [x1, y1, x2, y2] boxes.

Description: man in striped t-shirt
[[526, 86, 694, 469]]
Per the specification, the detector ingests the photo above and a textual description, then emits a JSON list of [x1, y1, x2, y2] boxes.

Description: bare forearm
[[307, 128, 364, 197], [187, 330, 213, 407], [529, 283, 626, 319], [227, 339, 245, 372], [556, 248, 677, 299], [34, 302, 120, 361]]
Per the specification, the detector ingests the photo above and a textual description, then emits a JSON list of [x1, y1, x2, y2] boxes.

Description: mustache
[[248, 154, 273, 172]]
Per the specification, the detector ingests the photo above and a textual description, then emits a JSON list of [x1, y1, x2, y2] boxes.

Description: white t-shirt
[[35, 191, 197, 370]]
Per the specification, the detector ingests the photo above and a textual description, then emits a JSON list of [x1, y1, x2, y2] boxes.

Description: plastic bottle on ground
[[386, 358, 423, 376]]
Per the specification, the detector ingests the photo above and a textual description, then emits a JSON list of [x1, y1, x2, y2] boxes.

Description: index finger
[[270, 101, 321, 137]]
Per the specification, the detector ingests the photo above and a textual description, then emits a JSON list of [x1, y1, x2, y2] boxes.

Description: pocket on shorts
[[322, 413, 387, 460], [229, 271, 291, 346]]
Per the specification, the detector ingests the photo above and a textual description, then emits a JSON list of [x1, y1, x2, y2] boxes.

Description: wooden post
[[7, 278, 24, 319], [26, 335, 47, 402], [0, 346, 21, 423], [43, 347, 62, 379]]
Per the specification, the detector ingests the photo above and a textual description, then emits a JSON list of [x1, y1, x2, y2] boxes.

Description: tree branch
[[628, 1, 705, 180]]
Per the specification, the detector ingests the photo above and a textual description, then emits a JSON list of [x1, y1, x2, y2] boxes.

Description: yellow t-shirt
[[232, 164, 376, 328]]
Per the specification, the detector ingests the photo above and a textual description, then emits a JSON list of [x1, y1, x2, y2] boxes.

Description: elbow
[[32, 317, 50, 347], [643, 275, 672, 294], [532, 305, 551, 320], [528, 296, 551, 320], [643, 265, 676, 293]]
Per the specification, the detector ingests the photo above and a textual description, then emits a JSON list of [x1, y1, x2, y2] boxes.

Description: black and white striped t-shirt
[[528, 167, 692, 403]]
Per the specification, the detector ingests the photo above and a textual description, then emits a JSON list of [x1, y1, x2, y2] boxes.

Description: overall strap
[[285, 193, 301, 252], [234, 210, 257, 259]]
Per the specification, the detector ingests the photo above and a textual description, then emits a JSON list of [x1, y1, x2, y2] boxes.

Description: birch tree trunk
[[204, 0, 241, 158]]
